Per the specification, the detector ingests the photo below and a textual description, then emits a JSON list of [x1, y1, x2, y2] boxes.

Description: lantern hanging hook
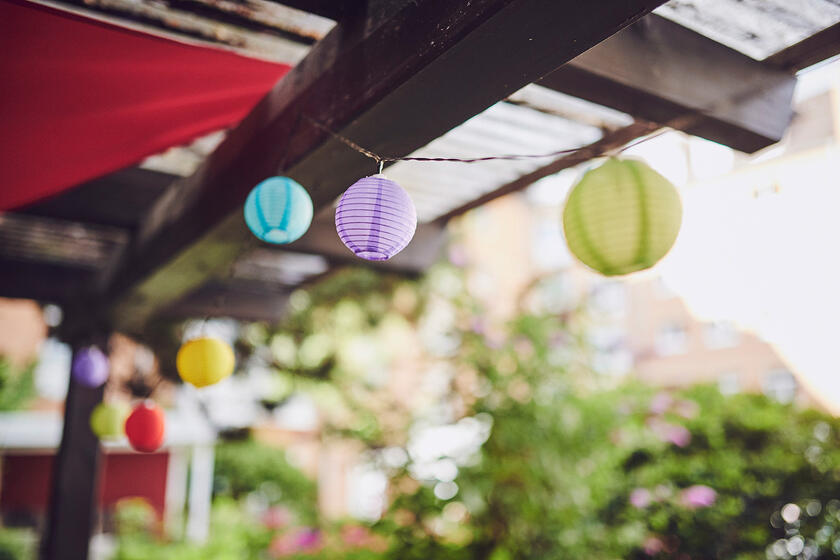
[[378, 160, 384, 175]]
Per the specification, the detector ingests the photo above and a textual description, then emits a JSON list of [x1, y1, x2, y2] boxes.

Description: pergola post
[[41, 333, 108, 560]]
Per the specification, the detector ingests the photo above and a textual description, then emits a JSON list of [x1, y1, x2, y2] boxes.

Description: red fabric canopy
[[0, 0, 291, 210]]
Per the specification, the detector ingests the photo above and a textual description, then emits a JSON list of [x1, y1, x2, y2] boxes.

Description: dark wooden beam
[[270, 1, 354, 21], [102, 0, 666, 334], [539, 14, 796, 153], [0, 259, 98, 304], [17, 168, 174, 231], [435, 121, 661, 223], [42, 338, 108, 560], [163, 278, 291, 322], [766, 22, 840, 72]]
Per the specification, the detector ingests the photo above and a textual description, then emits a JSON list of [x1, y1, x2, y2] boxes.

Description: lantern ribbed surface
[[335, 175, 417, 261], [244, 177, 313, 244], [563, 158, 682, 276]]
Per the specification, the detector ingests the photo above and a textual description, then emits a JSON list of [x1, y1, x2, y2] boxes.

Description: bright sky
[[631, 59, 840, 413]]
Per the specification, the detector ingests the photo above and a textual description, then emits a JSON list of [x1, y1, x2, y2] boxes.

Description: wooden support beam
[[102, 0, 666, 334], [270, 1, 358, 21], [435, 121, 661, 223], [766, 22, 840, 72], [42, 338, 108, 560], [539, 15, 796, 153]]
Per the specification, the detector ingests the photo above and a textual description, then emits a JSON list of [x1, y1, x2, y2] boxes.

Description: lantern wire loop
[[303, 115, 666, 166]]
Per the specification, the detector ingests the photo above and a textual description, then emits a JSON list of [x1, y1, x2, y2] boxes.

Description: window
[[655, 323, 688, 356], [718, 371, 740, 396], [762, 369, 797, 404], [704, 321, 740, 349]]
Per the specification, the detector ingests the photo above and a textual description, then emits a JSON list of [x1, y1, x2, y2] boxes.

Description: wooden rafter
[[540, 14, 797, 154]]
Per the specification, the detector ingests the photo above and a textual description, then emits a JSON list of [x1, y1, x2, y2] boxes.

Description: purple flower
[[630, 488, 653, 508], [680, 485, 716, 509]]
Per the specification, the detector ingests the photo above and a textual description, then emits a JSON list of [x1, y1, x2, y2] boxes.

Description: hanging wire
[[302, 114, 672, 167]]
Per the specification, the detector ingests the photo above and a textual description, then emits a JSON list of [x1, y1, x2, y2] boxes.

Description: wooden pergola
[[1, 0, 838, 558]]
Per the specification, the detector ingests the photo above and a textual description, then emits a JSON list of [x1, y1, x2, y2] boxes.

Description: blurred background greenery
[[0, 263, 827, 560]]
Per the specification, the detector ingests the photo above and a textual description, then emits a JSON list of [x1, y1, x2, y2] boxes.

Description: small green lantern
[[90, 401, 129, 440], [562, 157, 682, 276]]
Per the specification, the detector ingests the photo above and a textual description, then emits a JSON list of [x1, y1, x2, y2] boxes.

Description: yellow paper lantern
[[90, 401, 129, 440], [176, 337, 235, 388], [563, 157, 682, 276]]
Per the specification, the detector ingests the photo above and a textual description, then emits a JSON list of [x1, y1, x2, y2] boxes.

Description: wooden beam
[[162, 278, 291, 322], [42, 338, 107, 560], [102, 0, 666, 334], [270, 1, 357, 21], [435, 121, 661, 223], [766, 22, 840, 72], [18, 168, 174, 230], [539, 14, 796, 153]]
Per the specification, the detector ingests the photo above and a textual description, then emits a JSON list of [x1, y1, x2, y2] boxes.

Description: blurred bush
[[0, 527, 36, 560], [0, 359, 35, 411], [214, 438, 318, 525]]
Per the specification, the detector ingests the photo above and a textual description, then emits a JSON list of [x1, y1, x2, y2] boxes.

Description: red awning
[[0, 0, 291, 210]]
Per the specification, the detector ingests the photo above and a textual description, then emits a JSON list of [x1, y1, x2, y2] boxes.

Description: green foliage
[[112, 498, 273, 560], [214, 438, 318, 524], [0, 359, 35, 412], [0, 527, 36, 560]]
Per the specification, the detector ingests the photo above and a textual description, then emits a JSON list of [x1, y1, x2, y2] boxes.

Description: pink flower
[[448, 245, 468, 267], [665, 424, 691, 447], [342, 525, 370, 547], [644, 536, 664, 555], [648, 419, 691, 447], [679, 485, 716, 509], [630, 488, 653, 508], [675, 400, 699, 419], [261, 506, 292, 529], [269, 528, 323, 557], [650, 393, 673, 415]]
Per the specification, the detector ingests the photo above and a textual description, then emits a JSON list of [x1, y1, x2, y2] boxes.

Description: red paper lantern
[[125, 401, 165, 453]]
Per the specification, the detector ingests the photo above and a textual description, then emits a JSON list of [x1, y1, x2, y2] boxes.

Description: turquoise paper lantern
[[244, 177, 313, 244]]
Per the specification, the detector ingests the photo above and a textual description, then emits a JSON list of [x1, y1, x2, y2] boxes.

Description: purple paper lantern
[[71, 346, 109, 387], [335, 174, 417, 261]]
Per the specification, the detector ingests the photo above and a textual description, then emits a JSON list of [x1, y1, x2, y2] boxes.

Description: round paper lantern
[[335, 174, 417, 261], [176, 337, 235, 388], [244, 177, 313, 244], [562, 157, 682, 276], [71, 346, 109, 388], [125, 401, 165, 453], [90, 401, 128, 440]]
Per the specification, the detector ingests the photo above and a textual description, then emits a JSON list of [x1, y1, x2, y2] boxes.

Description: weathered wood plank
[[540, 15, 796, 153], [766, 21, 840, 72]]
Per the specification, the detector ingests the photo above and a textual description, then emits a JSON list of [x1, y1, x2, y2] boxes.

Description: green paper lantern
[[563, 157, 682, 276], [90, 401, 128, 440]]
